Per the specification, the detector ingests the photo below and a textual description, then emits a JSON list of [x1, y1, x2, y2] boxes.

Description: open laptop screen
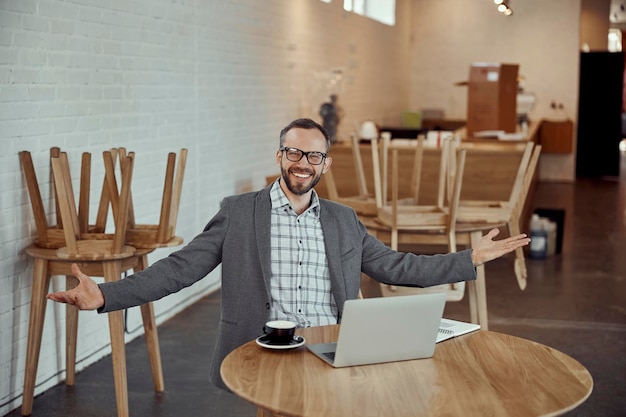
[[307, 293, 446, 367]]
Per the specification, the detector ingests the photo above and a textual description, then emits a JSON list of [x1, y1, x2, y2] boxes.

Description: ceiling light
[[493, 0, 513, 17]]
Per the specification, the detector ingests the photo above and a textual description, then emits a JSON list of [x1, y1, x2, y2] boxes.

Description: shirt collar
[[270, 179, 320, 217]]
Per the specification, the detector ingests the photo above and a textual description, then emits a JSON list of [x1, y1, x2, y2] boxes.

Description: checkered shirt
[[268, 180, 338, 327]]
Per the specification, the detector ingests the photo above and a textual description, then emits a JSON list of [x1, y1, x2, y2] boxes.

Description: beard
[[280, 165, 322, 196]]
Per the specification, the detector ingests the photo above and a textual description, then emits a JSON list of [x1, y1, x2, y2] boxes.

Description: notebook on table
[[307, 293, 446, 368], [436, 318, 481, 343]]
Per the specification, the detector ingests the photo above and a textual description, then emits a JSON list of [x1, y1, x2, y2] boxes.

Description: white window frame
[[343, 0, 395, 26]]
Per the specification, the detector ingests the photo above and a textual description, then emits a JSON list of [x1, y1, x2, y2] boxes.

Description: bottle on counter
[[529, 214, 548, 259]]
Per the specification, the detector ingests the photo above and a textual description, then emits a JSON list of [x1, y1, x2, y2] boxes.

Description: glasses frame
[[280, 147, 328, 165]]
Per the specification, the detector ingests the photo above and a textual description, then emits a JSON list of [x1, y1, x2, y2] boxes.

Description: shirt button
[[265, 303, 270, 310]]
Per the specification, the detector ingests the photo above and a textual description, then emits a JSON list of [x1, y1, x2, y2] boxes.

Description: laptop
[[307, 292, 446, 367]]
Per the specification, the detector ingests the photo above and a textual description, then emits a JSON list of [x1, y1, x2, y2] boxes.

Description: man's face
[[276, 127, 332, 196]]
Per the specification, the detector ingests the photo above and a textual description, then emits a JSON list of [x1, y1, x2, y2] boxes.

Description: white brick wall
[[0, 0, 582, 414], [0, 0, 413, 413]]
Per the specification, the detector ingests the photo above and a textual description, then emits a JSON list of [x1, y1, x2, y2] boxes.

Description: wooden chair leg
[[104, 261, 129, 417], [387, 229, 399, 292], [139, 301, 164, 392], [136, 253, 165, 392], [470, 231, 489, 330], [508, 218, 528, 290], [21, 258, 52, 416], [65, 275, 79, 386], [467, 279, 478, 324]]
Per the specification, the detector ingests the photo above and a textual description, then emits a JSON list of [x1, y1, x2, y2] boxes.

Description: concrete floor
[[5, 167, 626, 416]]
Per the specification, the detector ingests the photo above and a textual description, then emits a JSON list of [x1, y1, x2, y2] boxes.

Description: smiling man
[[277, 119, 332, 209], [47, 117, 530, 391]]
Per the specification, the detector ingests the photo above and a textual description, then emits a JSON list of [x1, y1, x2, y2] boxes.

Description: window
[[608, 28, 622, 52], [343, 0, 395, 25]]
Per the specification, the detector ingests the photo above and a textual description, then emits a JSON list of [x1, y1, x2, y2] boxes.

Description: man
[[48, 118, 530, 391]]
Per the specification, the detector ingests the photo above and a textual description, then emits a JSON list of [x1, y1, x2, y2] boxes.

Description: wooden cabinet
[[539, 119, 573, 154]]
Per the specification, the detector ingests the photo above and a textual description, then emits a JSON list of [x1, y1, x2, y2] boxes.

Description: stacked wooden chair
[[366, 136, 524, 329], [372, 136, 469, 302], [18, 147, 187, 417], [455, 141, 541, 290], [324, 134, 380, 216]]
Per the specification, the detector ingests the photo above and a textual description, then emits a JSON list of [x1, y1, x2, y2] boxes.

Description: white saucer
[[255, 335, 306, 350]]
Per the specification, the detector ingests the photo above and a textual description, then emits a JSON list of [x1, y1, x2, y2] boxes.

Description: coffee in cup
[[263, 320, 296, 344]]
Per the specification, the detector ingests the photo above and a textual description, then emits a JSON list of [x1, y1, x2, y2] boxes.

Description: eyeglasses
[[280, 147, 327, 165]]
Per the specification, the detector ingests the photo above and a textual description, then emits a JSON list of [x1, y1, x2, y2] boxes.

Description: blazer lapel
[[255, 187, 273, 298], [319, 201, 348, 310]]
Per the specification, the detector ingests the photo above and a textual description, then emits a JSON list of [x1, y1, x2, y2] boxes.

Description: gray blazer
[[99, 185, 476, 390]]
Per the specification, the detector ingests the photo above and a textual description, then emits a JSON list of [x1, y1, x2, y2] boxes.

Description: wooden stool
[[19, 151, 164, 417], [21, 246, 139, 417]]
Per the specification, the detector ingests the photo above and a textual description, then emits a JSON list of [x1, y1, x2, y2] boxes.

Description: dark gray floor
[[6, 162, 626, 417]]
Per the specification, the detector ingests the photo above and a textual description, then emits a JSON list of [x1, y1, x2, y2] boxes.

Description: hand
[[47, 263, 105, 310], [471, 228, 530, 267]]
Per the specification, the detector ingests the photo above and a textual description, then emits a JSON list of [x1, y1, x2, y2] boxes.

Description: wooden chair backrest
[[446, 148, 467, 233], [410, 135, 425, 204], [323, 167, 340, 201], [324, 135, 371, 202], [503, 141, 534, 209], [377, 137, 454, 210], [379, 134, 452, 207], [513, 144, 541, 219], [456, 142, 532, 204], [388, 140, 465, 230], [450, 142, 537, 228], [350, 133, 368, 198]]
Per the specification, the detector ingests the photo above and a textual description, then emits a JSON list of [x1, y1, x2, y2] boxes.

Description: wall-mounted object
[[466, 62, 519, 137], [540, 119, 574, 154]]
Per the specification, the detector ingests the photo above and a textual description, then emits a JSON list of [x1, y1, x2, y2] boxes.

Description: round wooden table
[[221, 325, 593, 417]]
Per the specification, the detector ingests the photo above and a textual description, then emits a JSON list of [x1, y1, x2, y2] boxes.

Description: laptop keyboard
[[322, 351, 335, 361]]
